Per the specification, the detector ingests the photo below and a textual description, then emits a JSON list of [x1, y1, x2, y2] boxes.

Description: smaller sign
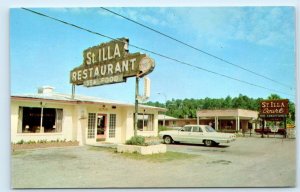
[[137, 77, 151, 103], [83, 75, 125, 87], [144, 76, 151, 98], [138, 57, 155, 77], [259, 99, 289, 118], [287, 124, 295, 129], [259, 114, 287, 119]]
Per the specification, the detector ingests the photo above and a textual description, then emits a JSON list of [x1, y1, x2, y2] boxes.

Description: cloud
[[50, 7, 88, 13], [171, 7, 295, 48], [97, 7, 172, 27], [55, 7, 295, 49]]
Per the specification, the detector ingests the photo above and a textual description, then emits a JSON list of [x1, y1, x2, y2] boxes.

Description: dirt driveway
[[12, 137, 296, 188]]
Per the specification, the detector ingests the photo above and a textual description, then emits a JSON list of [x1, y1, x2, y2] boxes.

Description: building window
[[109, 114, 116, 138], [137, 113, 154, 131], [18, 107, 63, 133], [88, 113, 96, 138]]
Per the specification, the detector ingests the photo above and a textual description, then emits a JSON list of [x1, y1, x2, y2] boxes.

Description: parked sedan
[[159, 125, 236, 147]]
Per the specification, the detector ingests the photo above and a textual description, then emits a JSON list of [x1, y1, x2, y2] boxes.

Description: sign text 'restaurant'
[[70, 38, 154, 87]]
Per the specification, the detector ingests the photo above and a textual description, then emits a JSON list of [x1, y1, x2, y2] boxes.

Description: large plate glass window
[[137, 113, 154, 131], [18, 106, 63, 133]]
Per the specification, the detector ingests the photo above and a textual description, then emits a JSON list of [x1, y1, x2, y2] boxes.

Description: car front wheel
[[163, 136, 173, 144], [204, 140, 213, 147]]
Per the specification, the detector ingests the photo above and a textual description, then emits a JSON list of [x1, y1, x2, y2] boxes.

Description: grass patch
[[119, 151, 198, 163], [158, 126, 174, 132], [88, 146, 198, 163], [88, 146, 116, 153]]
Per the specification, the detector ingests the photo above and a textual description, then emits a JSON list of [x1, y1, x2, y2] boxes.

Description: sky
[[10, 6, 296, 103]]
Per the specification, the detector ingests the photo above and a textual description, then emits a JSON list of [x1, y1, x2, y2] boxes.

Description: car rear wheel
[[204, 140, 213, 147], [163, 136, 173, 144]]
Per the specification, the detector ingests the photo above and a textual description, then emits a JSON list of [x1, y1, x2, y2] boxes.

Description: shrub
[[126, 136, 146, 146], [158, 126, 172, 132], [16, 140, 24, 144], [144, 136, 161, 145], [39, 139, 47, 143], [27, 140, 36, 144], [13, 139, 78, 145]]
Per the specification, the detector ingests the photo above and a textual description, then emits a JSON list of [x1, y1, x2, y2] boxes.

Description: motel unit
[[158, 109, 259, 133]]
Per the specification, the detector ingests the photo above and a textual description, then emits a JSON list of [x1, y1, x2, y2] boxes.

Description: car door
[[177, 126, 192, 143], [190, 126, 204, 144]]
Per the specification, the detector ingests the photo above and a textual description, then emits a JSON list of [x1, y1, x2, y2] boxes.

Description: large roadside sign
[[259, 99, 289, 119], [70, 38, 155, 87]]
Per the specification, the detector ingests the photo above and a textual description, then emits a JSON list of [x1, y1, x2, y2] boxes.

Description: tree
[[267, 94, 281, 100], [222, 96, 232, 109], [287, 101, 295, 123], [144, 94, 295, 124]]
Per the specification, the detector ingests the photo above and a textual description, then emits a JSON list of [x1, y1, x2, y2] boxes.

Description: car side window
[[193, 127, 203, 132], [192, 126, 202, 132], [192, 127, 198, 132], [183, 126, 192, 132]]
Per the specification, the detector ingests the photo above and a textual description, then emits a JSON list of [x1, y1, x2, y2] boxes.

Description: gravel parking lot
[[12, 136, 296, 188]]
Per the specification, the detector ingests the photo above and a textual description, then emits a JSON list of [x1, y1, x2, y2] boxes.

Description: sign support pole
[[284, 117, 287, 138], [134, 76, 139, 136], [261, 119, 265, 138], [71, 84, 75, 99]]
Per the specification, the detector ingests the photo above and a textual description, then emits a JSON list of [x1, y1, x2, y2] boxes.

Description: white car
[[159, 125, 236, 146]]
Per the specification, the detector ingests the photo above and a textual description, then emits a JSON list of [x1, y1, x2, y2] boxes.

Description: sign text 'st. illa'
[[70, 38, 155, 87]]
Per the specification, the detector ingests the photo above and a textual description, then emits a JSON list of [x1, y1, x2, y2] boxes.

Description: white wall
[[11, 100, 76, 143], [11, 100, 161, 145]]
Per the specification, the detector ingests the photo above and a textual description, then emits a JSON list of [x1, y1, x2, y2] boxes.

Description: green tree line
[[145, 94, 295, 123]]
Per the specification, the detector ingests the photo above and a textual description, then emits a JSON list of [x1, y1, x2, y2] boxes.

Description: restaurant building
[[11, 86, 165, 145]]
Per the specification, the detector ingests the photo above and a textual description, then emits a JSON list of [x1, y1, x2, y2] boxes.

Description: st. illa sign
[[70, 38, 155, 87], [259, 99, 289, 118]]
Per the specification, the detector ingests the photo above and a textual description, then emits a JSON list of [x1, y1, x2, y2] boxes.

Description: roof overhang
[[11, 96, 167, 112]]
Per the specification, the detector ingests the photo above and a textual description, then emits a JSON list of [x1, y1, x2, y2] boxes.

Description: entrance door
[[97, 114, 107, 141]]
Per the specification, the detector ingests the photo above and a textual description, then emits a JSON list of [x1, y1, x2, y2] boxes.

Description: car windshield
[[205, 125, 216, 132]]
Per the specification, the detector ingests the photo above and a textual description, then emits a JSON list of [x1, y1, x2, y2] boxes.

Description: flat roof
[[197, 109, 258, 118], [11, 92, 167, 112], [158, 114, 178, 120]]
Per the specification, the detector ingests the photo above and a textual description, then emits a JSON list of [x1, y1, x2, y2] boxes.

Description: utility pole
[[134, 76, 139, 136], [157, 92, 167, 127]]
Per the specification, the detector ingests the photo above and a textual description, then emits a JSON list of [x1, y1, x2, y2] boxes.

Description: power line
[[21, 8, 295, 98], [100, 7, 294, 91]]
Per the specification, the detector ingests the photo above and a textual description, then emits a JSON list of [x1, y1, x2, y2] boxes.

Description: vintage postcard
[[10, 6, 296, 188]]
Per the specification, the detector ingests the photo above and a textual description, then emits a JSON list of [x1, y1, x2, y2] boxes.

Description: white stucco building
[[11, 86, 165, 145]]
